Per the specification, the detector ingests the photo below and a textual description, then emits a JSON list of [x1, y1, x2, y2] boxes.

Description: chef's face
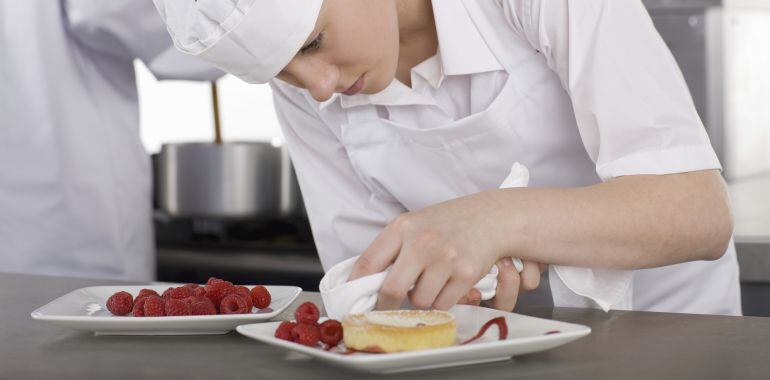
[[276, 0, 399, 102]]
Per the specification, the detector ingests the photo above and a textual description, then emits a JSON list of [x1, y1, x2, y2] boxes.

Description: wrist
[[476, 188, 530, 262]]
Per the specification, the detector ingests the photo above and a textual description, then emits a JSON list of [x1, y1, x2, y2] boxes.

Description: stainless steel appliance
[[157, 141, 282, 219]]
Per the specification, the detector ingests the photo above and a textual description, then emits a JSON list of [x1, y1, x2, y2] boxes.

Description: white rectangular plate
[[236, 304, 590, 373], [31, 284, 302, 335]]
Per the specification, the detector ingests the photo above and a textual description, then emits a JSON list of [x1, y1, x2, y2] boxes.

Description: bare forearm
[[480, 169, 733, 270]]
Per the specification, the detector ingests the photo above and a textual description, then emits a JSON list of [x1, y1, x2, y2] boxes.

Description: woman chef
[[154, 0, 741, 315]]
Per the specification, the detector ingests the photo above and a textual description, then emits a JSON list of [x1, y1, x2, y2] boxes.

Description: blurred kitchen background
[[137, 0, 770, 315]]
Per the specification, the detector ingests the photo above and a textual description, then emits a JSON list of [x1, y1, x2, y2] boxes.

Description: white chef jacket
[[0, 0, 221, 281], [270, 0, 741, 315]]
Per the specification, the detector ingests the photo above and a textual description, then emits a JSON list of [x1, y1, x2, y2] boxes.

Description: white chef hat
[[153, 0, 323, 84]]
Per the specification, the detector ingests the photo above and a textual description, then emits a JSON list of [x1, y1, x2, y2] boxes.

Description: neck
[[396, 0, 435, 42], [394, 0, 438, 86]]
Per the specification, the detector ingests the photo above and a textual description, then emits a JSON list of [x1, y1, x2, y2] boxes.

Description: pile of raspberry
[[105, 277, 272, 317], [274, 302, 343, 349]]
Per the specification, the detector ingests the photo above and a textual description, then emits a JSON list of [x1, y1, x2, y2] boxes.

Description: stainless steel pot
[[279, 145, 307, 219], [157, 142, 294, 219]]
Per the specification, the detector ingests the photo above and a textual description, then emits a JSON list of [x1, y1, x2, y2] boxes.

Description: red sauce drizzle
[[460, 316, 508, 345]]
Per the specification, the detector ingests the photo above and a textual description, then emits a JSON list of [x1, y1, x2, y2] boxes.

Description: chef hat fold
[[153, 0, 323, 83]]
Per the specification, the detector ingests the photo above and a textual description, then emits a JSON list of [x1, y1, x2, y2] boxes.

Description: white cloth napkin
[[320, 163, 633, 319]]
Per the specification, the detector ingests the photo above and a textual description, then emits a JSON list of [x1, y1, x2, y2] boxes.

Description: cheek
[[358, 3, 400, 92]]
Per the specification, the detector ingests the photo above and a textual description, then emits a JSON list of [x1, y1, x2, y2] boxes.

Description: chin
[[364, 71, 396, 95]]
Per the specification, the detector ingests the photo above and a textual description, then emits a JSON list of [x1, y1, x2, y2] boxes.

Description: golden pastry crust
[[342, 310, 457, 353]]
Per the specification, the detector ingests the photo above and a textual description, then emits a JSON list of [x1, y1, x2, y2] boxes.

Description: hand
[[485, 258, 544, 311], [348, 193, 513, 310]]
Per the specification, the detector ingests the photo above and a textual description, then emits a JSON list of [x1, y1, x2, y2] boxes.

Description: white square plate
[[236, 304, 590, 373], [31, 284, 302, 335]]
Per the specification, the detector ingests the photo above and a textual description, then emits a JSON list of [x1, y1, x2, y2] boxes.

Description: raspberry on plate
[[250, 285, 271, 309], [275, 321, 297, 341], [143, 296, 166, 317], [219, 294, 250, 314], [193, 287, 207, 298], [294, 302, 320, 325], [136, 288, 159, 301], [132, 296, 148, 317], [205, 280, 235, 307], [233, 286, 253, 310], [165, 298, 192, 316], [292, 323, 321, 347], [106, 291, 133, 316], [165, 286, 193, 300], [319, 319, 343, 346], [190, 297, 217, 315]]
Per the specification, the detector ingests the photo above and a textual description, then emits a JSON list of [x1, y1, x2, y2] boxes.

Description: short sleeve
[[499, 0, 721, 180], [270, 81, 406, 270]]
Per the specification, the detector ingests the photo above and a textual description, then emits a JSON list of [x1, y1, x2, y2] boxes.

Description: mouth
[[341, 75, 366, 96]]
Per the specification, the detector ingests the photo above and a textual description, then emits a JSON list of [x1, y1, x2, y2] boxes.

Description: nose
[[284, 59, 339, 102]]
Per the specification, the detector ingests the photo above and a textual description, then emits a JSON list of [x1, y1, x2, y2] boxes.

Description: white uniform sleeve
[[500, 0, 721, 180], [63, 0, 222, 81], [270, 81, 406, 270]]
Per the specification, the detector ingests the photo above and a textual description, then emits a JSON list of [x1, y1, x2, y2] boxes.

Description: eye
[[299, 33, 323, 55]]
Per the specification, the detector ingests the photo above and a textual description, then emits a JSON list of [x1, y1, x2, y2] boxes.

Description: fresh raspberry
[[294, 302, 320, 325], [165, 286, 193, 300], [106, 291, 133, 316], [132, 296, 148, 317], [275, 321, 297, 341], [219, 294, 250, 314], [190, 297, 217, 315], [183, 283, 200, 290], [233, 286, 253, 311], [143, 296, 165, 317], [193, 287, 207, 298], [206, 277, 226, 286], [161, 287, 174, 299], [205, 280, 234, 307], [250, 285, 271, 309], [136, 289, 159, 301], [319, 320, 343, 346], [234, 285, 249, 297], [292, 323, 321, 347], [165, 298, 192, 316]]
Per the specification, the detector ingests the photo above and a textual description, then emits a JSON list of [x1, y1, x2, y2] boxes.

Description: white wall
[[722, 7, 770, 179], [135, 60, 284, 154]]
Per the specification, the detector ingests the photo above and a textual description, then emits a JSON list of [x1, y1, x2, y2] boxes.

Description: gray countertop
[[4, 272, 770, 379]]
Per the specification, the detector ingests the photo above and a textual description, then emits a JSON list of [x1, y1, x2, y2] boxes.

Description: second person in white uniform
[[153, 0, 741, 315]]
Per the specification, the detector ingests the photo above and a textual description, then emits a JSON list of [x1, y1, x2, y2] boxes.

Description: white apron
[[334, 0, 740, 314]]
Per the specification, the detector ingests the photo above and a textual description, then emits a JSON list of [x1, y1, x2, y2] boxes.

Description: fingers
[[432, 267, 479, 310], [488, 258, 521, 311], [457, 288, 482, 306], [376, 242, 425, 310], [520, 260, 541, 291], [409, 265, 452, 309], [348, 220, 403, 281]]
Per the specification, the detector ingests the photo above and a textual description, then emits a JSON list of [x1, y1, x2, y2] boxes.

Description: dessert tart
[[342, 310, 457, 353]]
